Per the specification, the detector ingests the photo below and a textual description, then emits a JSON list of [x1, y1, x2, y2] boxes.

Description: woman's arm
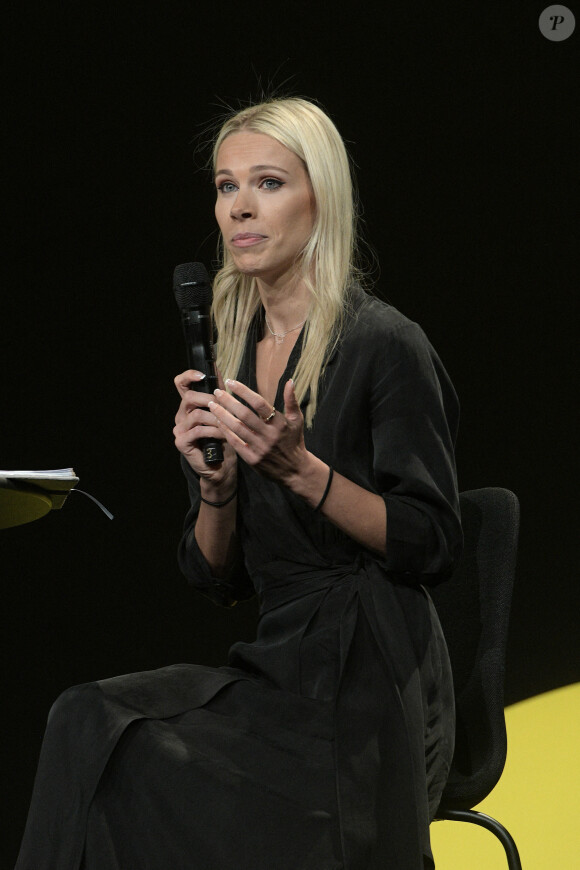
[[194, 477, 239, 578], [284, 451, 387, 556], [174, 369, 241, 578]]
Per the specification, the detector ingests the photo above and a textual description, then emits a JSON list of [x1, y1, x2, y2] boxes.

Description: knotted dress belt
[[256, 553, 370, 615]]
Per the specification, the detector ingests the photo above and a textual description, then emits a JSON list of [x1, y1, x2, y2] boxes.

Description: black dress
[[16, 286, 462, 870]]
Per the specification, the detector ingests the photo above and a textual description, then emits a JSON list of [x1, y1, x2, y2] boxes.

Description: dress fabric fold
[[16, 287, 462, 870]]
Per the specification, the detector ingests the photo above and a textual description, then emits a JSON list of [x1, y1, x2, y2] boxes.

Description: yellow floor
[[430, 682, 580, 868]]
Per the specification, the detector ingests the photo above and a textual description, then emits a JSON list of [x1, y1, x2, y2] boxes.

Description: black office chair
[[430, 487, 522, 869]]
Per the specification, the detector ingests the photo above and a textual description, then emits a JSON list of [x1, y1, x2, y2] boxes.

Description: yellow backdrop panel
[[431, 682, 580, 868]]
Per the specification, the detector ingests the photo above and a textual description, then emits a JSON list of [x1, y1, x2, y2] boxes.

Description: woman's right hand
[[173, 370, 238, 489]]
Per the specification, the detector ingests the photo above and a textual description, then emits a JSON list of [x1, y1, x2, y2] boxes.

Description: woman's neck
[[256, 274, 311, 336]]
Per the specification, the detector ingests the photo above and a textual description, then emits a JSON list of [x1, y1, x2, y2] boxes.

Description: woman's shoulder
[[344, 285, 429, 349]]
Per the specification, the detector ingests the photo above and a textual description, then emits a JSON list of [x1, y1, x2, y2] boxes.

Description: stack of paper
[[0, 468, 79, 528]]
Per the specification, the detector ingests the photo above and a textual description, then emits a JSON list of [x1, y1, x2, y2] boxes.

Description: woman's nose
[[230, 189, 254, 219]]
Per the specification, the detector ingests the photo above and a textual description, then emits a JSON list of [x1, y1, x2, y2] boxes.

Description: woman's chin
[[231, 256, 295, 288], [230, 252, 264, 275]]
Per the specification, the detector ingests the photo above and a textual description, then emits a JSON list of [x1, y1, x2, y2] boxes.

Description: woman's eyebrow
[[215, 165, 290, 176], [250, 164, 289, 173]]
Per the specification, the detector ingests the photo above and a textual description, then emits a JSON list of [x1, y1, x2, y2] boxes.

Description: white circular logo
[[539, 5, 576, 40]]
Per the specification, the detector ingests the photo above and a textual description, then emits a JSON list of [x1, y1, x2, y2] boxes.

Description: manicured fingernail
[[214, 388, 222, 397], [208, 400, 216, 408], [194, 372, 206, 380], [225, 379, 235, 387]]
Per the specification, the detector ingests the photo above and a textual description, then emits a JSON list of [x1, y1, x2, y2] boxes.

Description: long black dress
[[16, 286, 463, 870]]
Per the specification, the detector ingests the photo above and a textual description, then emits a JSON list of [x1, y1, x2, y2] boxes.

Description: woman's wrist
[[199, 466, 238, 502], [200, 488, 237, 508], [285, 451, 332, 510]]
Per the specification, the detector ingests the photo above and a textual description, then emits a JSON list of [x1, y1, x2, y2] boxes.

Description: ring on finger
[[262, 406, 276, 423]]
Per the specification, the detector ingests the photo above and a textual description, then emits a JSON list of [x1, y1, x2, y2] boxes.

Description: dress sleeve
[[177, 456, 255, 607], [370, 321, 463, 585]]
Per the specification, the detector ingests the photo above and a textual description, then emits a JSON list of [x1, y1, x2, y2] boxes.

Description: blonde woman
[[17, 99, 462, 870]]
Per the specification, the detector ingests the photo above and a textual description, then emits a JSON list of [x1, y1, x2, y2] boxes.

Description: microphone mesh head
[[173, 262, 212, 309]]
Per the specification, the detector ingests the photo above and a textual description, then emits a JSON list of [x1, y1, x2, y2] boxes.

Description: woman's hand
[[208, 378, 309, 486], [173, 370, 237, 487]]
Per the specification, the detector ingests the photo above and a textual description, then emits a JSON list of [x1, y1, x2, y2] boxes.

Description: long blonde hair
[[211, 98, 360, 427]]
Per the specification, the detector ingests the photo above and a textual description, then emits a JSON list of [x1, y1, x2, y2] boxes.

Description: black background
[[3, 2, 578, 865]]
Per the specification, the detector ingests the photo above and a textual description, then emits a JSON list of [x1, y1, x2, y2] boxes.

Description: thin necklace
[[264, 313, 306, 345]]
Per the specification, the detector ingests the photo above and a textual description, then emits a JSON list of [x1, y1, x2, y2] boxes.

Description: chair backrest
[[430, 487, 520, 810]]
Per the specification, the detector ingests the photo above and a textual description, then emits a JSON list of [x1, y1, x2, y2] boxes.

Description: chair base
[[435, 808, 522, 870]]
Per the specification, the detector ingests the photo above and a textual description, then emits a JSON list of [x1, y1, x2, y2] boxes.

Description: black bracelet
[[200, 489, 238, 508], [314, 466, 334, 512]]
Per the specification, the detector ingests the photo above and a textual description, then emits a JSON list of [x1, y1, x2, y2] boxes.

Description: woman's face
[[214, 132, 316, 287]]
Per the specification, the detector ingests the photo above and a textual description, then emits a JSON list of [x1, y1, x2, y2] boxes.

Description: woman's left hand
[[208, 378, 308, 485]]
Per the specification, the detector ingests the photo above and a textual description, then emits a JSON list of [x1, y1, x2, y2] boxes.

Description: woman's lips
[[231, 233, 267, 247]]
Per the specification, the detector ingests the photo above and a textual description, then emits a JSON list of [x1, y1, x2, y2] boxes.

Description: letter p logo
[[539, 5, 576, 40]]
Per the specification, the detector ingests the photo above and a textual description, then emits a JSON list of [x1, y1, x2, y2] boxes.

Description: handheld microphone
[[173, 262, 224, 465]]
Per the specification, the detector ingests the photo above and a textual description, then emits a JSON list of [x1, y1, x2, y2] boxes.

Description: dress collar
[[236, 285, 367, 406]]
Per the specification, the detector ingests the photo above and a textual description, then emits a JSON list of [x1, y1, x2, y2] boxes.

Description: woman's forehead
[[215, 132, 302, 172]]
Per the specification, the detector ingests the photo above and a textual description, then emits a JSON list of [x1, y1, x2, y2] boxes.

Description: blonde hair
[[211, 97, 360, 427]]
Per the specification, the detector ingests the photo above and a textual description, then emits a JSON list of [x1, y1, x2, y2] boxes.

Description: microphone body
[[174, 263, 224, 465]]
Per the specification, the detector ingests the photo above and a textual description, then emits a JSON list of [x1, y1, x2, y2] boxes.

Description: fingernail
[[208, 400, 216, 408], [194, 372, 206, 380], [225, 379, 235, 387], [214, 388, 222, 397]]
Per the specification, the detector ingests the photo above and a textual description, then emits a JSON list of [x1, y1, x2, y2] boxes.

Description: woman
[[16, 98, 462, 870]]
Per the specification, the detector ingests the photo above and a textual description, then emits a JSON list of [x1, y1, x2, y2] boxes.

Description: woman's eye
[[261, 178, 284, 191], [217, 181, 237, 194]]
